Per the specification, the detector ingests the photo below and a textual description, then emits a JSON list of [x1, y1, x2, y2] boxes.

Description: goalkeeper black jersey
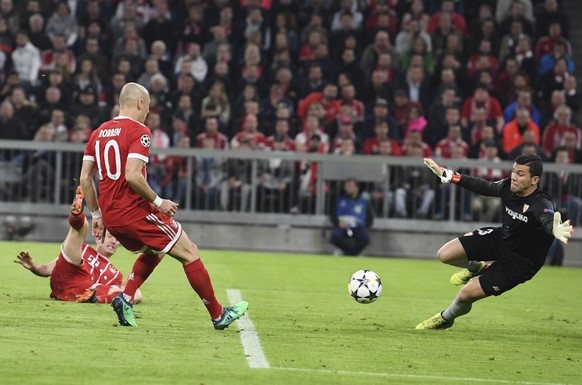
[[458, 176, 556, 268]]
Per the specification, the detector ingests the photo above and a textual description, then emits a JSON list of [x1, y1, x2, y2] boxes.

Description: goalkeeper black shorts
[[459, 227, 540, 296]]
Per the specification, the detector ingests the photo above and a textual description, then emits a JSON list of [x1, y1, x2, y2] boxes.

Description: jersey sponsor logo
[[544, 208, 555, 214], [98, 128, 122, 137], [140, 135, 151, 147], [505, 206, 528, 223]]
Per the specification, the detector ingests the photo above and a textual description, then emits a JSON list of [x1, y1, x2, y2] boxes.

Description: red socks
[[123, 253, 161, 302], [68, 213, 85, 231], [183, 259, 222, 319]]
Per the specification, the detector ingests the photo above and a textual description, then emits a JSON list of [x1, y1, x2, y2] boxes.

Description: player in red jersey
[[15, 187, 142, 304], [79, 82, 248, 328]]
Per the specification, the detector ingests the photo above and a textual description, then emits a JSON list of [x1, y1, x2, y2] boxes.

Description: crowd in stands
[[0, 0, 581, 220]]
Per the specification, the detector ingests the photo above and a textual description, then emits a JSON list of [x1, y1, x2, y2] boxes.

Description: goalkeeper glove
[[553, 211, 574, 244], [423, 158, 461, 184]]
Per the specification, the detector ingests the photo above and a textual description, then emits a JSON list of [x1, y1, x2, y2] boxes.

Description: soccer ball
[[348, 270, 383, 304]]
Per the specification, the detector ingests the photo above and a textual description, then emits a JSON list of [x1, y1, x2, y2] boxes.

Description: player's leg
[[441, 228, 501, 285], [416, 279, 488, 330], [62, 186, 89, 266], [168, 231, 248, 330]]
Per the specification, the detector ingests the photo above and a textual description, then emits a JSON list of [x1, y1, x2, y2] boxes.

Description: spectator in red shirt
[[461, 84, 504, 132], [427, 0, 466, 35], [435, 125, 469, 159], [297, 83, 341, 124], [535, 21, 571, 62], [362, 121, 402, 156]]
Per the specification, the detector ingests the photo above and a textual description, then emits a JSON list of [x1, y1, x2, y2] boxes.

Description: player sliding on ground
[[79, 82, 248, 328], [14, 186, 142, 304], [416, 154, 574, 330]]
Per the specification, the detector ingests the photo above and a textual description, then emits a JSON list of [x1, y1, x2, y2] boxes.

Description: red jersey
[[83, 116, 154, 227], [50, 243, 122, 301]]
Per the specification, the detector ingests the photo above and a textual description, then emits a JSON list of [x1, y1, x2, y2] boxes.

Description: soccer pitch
[[1, 241, 581, 385]]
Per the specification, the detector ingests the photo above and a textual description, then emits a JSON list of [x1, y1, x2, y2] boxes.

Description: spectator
[[363, 97, 399, 141], [331, 114, 359, 154], [504, 88, 540, 126], [330, 0, 363, 32], [175, 42, 208, 84], [560, 132, 582, 164], [11, 30, 40, 86], [535, 21, 571, 62], [469, 125, 504, 160], [564, 76, 581, 116], [45, 1, 77, 46], [402, 0, 430, 32], [194, 118, 228, 211], [339, 83, 365, 123], [43, 108, 68, 142], [0, 100, 28, 140], [295, 114, 329, 153], [27, 13, 51, 52], [395, 17, 432, 57], [69, 86, 101, 128], [142, 0, 175, 55], [201, 81, 231, 128], [536, 0, 569, 40], [137, 57, 162, 91], [329, 178, 372, 256], [360, 31, 395, 79], [394, 143, 435, 219], [427, 0, 466, 35], [542, 105, 581, 156], [363, 120, 402, 156], [503, 108, 541, 154], [435, 125, 469, 159], [238, 6, 270, 52], [539, 40, 575, 77], [9, 86, 37, 136], [508, 130, 547, 161], [297, 83, 340, 124], [231, 113, 267, 150], [472, 140, 505, 222], [76, 37, 108, 84], [461, 84, 504, 132], [256, 132, 296, 213]]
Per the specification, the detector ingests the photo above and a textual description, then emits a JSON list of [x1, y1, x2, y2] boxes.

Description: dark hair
[[515, 154, 543, 178]]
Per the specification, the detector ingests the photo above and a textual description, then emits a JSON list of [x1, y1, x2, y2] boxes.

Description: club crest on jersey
[[140, 135, 151, 147], [505, 206, 528, 223]]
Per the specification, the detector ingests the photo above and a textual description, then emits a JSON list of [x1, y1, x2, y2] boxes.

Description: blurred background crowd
[[0, 0, 580, 225]]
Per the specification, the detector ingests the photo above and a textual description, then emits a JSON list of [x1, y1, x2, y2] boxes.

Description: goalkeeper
[[416, 154, 574, 330]]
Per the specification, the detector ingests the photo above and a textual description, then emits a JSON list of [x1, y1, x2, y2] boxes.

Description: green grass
[[1, 240, 581, 385]]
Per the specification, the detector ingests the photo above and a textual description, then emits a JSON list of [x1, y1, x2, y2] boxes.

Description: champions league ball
[[348, 270, 383, 304]]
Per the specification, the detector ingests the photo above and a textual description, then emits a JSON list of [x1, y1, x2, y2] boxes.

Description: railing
[[1, 140, 582, 229]]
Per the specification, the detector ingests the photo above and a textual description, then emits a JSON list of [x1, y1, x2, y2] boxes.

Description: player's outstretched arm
[[424, 158, 461, 184], [14, 252, 56, 277], [553, 212, 574, 244]]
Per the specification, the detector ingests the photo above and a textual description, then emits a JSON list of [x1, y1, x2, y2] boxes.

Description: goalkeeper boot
[[415, 312, 454, 330], [112, 293, 138, 327], [71, 185, 84, 216], [450, 262, 488, 286], [212, 301, 249, 330]]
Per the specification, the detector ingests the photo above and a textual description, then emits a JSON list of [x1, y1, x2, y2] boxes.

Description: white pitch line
[[226, 289, 270, 369], [269, 367, 576, 385]]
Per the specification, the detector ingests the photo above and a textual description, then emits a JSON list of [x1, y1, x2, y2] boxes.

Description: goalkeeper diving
[[416, 154, 574, 330]]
